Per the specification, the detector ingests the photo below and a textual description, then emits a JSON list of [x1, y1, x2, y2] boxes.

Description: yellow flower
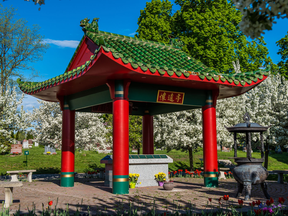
[[139, 182, 142, 184], [129, 173, 132, 177], [136, 174, 140, 177], [163, 178, 166, 181]]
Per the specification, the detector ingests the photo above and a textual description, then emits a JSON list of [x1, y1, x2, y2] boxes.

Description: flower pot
[[130, 182, 136, 188], [158, 181, 164, 187], [163, 182, 174, 190]]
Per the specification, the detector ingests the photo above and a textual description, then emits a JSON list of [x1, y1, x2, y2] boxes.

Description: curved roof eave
[[17, 46, 268, 102]]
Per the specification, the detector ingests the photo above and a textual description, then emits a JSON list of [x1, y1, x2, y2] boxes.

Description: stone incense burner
[[225, 113, 270, 200]]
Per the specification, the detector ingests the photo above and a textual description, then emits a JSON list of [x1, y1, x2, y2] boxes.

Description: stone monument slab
[[101, 154, 173, 188]]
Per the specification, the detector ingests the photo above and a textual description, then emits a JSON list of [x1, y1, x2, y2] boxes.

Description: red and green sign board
[[156, 90, 185, 105]]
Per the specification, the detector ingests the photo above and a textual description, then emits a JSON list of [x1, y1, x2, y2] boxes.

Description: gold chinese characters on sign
[[156, 90, 185, 104]]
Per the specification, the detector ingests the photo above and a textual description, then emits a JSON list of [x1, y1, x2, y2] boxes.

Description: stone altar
[[101, 154, 173, 188]]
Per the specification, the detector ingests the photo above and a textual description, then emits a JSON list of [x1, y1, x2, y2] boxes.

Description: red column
[[202, 91, 218, 187], [112, 80, 129, 194], [61, 103, 75, 187], [142, 113, 154, 154]]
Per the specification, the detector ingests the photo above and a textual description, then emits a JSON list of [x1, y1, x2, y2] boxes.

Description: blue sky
[[2, 0, 288, 111]]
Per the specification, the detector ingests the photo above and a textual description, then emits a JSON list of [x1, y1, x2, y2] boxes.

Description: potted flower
[[47, 151, 51, 155], [129, 173, 140, 188], [154, 172, 166, 186], [163, 180, 174, 190]]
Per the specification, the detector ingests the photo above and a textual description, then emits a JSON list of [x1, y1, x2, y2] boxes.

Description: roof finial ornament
[[80, 18, 99, 34], [243, 112, 251, 127]]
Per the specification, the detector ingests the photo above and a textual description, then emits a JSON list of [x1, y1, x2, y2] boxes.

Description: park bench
[[269, 170, 288, 184], [0, 181, 23, 208], [7, 170, 36, 183]]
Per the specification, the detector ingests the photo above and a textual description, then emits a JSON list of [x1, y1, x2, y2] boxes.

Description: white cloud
[[21, 95, 40, 112], [129, 32, 136, 36], [43, 39, 80, 48]]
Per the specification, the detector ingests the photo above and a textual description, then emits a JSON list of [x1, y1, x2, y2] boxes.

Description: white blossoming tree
[[233, 0, 288, 39], [0, 87, 29, 154], [31, 101, 110, 151], [154, 110, 203, 171]]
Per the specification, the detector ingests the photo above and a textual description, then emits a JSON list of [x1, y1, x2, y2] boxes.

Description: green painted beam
[[128, 82, 207, 107], [75, 101, 200, 116], [67, 85, 111, 110], [148, 103, 200, 116]]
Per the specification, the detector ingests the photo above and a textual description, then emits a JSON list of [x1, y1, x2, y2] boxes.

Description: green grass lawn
[[0, 146, 287, 175]]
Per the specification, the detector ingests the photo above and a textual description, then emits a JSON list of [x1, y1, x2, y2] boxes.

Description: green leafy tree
[[104, 114, 142, 151], [0, 4, 48, 92], [136, 0, 277, 74], [136, 0, 173, 44], [276, 32, 288, 79], [26, 130, 34, 139], [129, 116, 142, 153]]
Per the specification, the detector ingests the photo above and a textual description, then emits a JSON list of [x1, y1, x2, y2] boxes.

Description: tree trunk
[[188, 147, 194, 171], [264, 140, 269, 169]]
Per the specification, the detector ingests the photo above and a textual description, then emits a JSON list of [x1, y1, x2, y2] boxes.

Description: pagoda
[[17, 18, 269, 194]]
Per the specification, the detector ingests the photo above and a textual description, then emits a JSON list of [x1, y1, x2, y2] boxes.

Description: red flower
[[278, 197, 285, 204], [223, 195, 229, 201], [168, 172, 171, 175], [48, 201, 53, 206], [163, 212, 166, 216], [208, 198, 212, 202], [228, 171, 232, 174], [254, 209, 262, 215], [256, 200, 261, 206], [270, 197, 274, 204], [238, 199, 243, 206], [224, 172, 227, 175], [173, 171, 177, 174], [88, 171, 91, 174], [266, 200, 271, 206], [218, 197, 222, 202]]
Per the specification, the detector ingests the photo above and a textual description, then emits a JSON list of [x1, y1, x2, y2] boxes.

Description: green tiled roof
[[17, 18, 270, 94]]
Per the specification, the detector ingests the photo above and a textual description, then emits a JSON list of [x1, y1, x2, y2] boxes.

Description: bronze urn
[[225, 113, 270, 200]]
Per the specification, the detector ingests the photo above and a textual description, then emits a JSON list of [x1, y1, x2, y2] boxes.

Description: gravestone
[[44, 145, 56, 154], [10, 144, 22, 154], [17, 141, 21, 144], [22, 140, 29, 149], [217, 145, 221, 150], [34, 142, 39, 147], [28, 139, 33, 144], [131, 148, 138, 153], [222, 146, 230, 152]]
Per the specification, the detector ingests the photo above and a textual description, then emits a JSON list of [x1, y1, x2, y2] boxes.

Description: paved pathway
[[1, 177, 288, 215]]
